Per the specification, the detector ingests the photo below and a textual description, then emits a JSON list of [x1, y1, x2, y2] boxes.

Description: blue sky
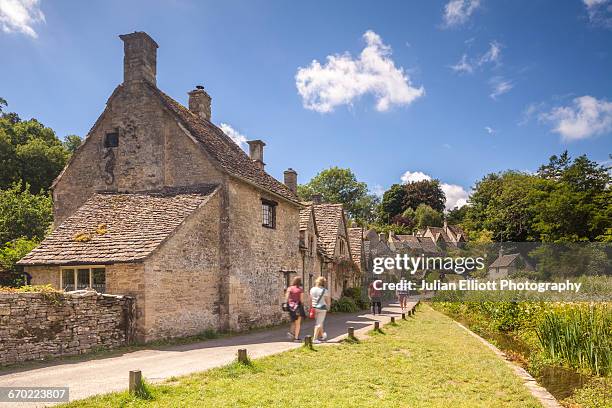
[[1, 0, 611, 209]]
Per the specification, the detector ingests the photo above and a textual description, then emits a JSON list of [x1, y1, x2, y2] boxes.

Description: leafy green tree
[[0, 99, 71, 193], [0, 237, 38, 286], [377, 184, 406, 223], [0, 182, 52, 244], [63, 134, 82, 154], [447, 205, 468, 225], [403, 180, 446, 213], [414, 204, 443, 229], [298, 167, 378, 224]]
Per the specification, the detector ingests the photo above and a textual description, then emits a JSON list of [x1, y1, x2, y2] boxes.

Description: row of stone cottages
[[16, 32, 367, 342]]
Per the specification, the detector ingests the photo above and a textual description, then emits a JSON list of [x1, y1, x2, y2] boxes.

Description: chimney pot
[[247, 140, 265, 170], [284, 168, 298, 194], [119, 32, 158, 85], [188, 87, 212, 121]]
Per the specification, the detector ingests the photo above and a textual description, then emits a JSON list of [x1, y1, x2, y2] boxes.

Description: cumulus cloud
[[443, 0, 481, 27], [582, 0, 612, 27], [295, 30, 424, 113], [400, 170, 469, 210], [450, 41, 502, 74], [484, 126, 495, 135], [540, 95, 612, 141], [489, 76, 513, 99], [0, 0, 44, 38], [219, 123, 248, 149]]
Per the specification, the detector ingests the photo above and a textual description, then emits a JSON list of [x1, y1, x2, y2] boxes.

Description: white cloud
[[371, 184, 385, 198], [442, 183, 469, 210], [450, 54, 474, 74], [295, 30, 424, 113], [0, 0, 44, 38], [484, 126, 495, 135], [489, 77, 513, 99], [400, 170, 432, 184], [541, 95, 612, 141], [479, 41, 502, 65], [400, 170, 469, 210], [443, 0, 481, 27], [450, 41, 502, 75], [582, 0, 612, 27], [219, 123, 248, 149]]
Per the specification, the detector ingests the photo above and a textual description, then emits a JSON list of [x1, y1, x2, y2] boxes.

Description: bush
[[330, 297, 359, 313], [342, 287, 369, 310]]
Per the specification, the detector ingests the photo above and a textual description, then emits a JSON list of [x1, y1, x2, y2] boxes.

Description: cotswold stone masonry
[[0, 292, 134, 365]]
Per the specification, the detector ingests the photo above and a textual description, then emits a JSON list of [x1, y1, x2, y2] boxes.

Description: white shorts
[[314, 309, 327, 326]]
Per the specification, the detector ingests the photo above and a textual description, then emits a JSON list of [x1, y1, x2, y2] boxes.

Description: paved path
[[0, 302, 416, 407]]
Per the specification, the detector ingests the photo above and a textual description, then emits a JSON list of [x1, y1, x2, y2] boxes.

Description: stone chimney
[[247, 140, 265, 170], [283, 168, 297, 194], [312, 194, 323, 204], [119, 32, 158, 85], [188, 85, 212, 121]]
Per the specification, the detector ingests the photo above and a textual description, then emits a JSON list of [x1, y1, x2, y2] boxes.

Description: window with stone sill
[[60, 266, 106, 293], [261, 199, 277, 229]]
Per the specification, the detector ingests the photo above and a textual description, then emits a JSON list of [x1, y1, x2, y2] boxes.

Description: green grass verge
[[60, 305, 542, 408]]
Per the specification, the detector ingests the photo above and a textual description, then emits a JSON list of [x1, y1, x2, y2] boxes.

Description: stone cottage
[[17, 32, 302, 342]]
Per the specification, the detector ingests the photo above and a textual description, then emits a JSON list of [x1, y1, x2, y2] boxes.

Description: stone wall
[[142, 189, 223, 341], [0, 291, 135, 366], [226, 179, 301, 331]]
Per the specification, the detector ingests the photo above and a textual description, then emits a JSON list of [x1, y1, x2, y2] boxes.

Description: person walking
[[368, 280, 382, 315], [397, 285, 409, 312], [309, 276, 330, 343], [285, 277, 305, 342]]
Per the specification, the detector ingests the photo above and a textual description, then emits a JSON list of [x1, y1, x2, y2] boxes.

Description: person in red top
[[285, 277, 306, 341], [368, 280, 383, 315]]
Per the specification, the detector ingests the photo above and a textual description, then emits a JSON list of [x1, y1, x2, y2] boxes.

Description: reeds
[[535, 303, 611, 376]]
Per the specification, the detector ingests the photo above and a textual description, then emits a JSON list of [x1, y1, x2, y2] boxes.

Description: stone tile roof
[[489, 253, 520, 268], [299, 202, 317, 233], [348, 227, 364, 265], [150, 84, 299, 204], [312, 203, 344, 258], [394, 235, 441, 254], [447, 225, 467, 241], [18, 185, 218, 266]]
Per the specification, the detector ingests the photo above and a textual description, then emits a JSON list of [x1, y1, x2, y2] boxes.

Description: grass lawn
[[61, 305, 542, 408]]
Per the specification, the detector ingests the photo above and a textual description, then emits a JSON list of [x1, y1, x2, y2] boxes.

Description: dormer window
[[261, 199, 277, 229], [104, 132, 119, 148]]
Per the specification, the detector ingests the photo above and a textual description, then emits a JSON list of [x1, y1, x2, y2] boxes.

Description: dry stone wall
[[0, 291, 135, 366]]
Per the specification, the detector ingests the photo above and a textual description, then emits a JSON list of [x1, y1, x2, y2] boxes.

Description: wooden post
[[374, 321, 380, 331], [237, 348, 248, 363], [402, 313, 406, 320], [348, 326, 355, 339], [391, 316, 395, 324], [304, 335, 313, 348], [129, 370, 142, 395]]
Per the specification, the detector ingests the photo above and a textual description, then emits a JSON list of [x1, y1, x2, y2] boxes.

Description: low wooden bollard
[[402, 313, 406, 320], [304, 335, 313, 348], [129, 370, 142, 395], [237, 348, 248, 363], [390, 316, 396, 324], [374, 321, 380, 331], [348, 326, 355, 339]]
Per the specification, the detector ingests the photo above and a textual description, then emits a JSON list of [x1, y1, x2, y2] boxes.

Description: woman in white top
[[309, 276, 331, 343]]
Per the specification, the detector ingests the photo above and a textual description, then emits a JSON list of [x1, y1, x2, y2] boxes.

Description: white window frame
[[59, 266, 106, 292]]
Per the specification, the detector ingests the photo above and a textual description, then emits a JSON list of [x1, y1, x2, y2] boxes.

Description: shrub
[[331, 297, 359, 313]]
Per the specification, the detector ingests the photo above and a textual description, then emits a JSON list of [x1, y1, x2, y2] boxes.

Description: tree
[[403, 180, 446, 213], [414, 204, 443, 230], [378, 184, 406, 223], [447, 205, 468, 225], [0, 237, 38, 286], [298, 167, 378, 224], [0, 182, 53, 244], [63, 135, 82, 154], [0, 98, 71, 193]]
